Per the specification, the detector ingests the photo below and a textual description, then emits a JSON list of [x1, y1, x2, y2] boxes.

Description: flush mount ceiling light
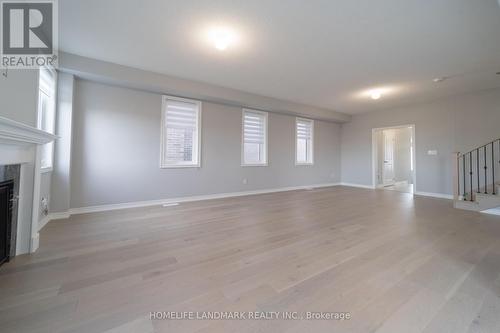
[[370, 90, 382, 100], [355, 86, 402, 101], [207, 26, 237, 51], [433, 77, 448, 83]]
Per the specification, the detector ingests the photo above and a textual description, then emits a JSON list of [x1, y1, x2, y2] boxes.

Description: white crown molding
[[0, 116, 58, 146]]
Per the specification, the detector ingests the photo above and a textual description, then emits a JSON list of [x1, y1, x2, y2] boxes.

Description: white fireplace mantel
[[0, 116, 57, 145], [0, 115, 58, 255]]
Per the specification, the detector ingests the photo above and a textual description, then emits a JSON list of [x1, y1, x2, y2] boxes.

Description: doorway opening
[[372, 125, 416, 194]]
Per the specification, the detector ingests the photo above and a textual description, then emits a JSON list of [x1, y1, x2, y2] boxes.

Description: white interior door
[[383, 130, 395, 185]]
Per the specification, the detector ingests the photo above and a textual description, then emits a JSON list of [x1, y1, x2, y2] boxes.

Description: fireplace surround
[[0, 116, 57, 255], [0, 165, 20, 263], [0, 180, 13, 265]]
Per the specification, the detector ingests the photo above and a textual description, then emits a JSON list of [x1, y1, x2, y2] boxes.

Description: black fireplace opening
[[0, 180, 13, 266]]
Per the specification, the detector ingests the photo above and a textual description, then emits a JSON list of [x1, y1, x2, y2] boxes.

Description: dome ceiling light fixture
[[370, 90, 382, 100], [433, 77, 449, 83], [206, 26, 238, 51]]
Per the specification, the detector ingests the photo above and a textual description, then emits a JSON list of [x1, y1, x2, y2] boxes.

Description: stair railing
[[454, 138, 499, 202]]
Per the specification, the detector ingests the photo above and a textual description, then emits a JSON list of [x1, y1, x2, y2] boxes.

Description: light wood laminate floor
[[1, 186, 500, 333]]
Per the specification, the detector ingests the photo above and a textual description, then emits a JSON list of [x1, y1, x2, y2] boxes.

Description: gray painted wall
[[51, 73, 75, 213], [70, 79, 341, 208], [0, 69, 39, 127], [341, 88, 500, 195]]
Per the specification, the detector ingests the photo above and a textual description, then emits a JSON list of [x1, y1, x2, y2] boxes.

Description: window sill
[[295, 162, 314, 166], [241, 163, 268, 167], [160, 164, 201, 169]]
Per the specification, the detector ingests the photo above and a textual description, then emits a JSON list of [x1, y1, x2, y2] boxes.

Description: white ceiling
[[60, 0, 500, 115]]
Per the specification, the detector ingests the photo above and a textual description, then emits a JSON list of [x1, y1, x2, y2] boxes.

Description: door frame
[[371, 124, 416, 192]]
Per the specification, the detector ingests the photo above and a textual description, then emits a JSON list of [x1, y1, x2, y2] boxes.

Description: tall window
[[242, 109, 268, 166], [295, 118, 314, 165], [37, 67, 57, 170], [161, 96, 201, 168]]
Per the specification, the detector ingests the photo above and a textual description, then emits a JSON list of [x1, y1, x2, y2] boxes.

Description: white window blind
[[38, 67, 57, 170], [296, 118, 314, 165], [242, 110, 267, 165], [161, 96, 201, 167]]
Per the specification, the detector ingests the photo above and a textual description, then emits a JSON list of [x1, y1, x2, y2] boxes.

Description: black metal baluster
[[492, 143, 496, 195], [463, 156, 466, 200], [469, 152, 473, 201], [459, 139, 500, 200], [476, 149, 480, 194], [484, 146, 488, 194], [457, 154, 460, 199]]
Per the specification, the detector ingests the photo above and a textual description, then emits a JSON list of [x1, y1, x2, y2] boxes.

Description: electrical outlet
[[242, 178, 248, 185], [41, 197, 49, 216]]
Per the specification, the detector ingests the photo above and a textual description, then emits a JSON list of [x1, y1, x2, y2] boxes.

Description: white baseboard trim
[[340, 184, 454, 200], [38, 215, 50, 231], [38, 211, 72, 231], [48, 182, 340, 218], [35, 183, 458, 225], [414, 191, 453, 200], [30, 233, 39, 253], [339, 182, 376, 189], [482, 208, 500, 216], [49, 211, 72, 220]]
